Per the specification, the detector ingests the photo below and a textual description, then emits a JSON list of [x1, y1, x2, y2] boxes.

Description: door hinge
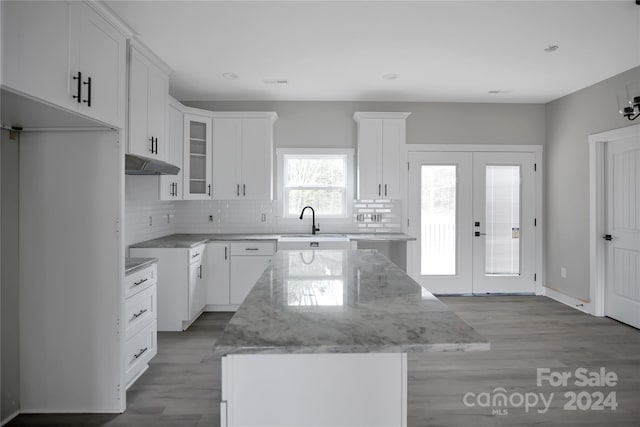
[[534, 163, 537, 172], [534, 273, 537, 282]]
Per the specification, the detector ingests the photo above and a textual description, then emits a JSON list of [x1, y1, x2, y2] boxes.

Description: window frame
[[277, 148, 355, 220]]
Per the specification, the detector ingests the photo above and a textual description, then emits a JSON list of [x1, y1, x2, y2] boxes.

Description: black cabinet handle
[[603, 234, 613, 241], [149, 137, 154, 153], [83, 76, 92, 107], [133, 347, 148, 359], [208, 184, 211, 196], [378, 184, 381, 196], [224, 246, 228, 260], [72, 72, 82, 103], [132, 309, 148, 319], [133, 278, 148, 287], [384, 184, 387, 197], [237, 184, 240, 197], [243, 184, 246, 196], [198, 265, 202, 279]]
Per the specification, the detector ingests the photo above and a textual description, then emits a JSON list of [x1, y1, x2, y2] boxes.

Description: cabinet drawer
[[125, 285, 156, 339], [230, 242, 276, 256], [125, 319, 157, 387], [125, 263, 156, 298], [189, 246, 205, 265]]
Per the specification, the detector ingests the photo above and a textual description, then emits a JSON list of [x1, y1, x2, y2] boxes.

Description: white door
[[212, 118, 242, 199], [605, 137, 640, 329], [206, 243, 231, 305], [408, 152, 473, 294], [241, 119, 272, 200], [472, 152, 536, 294], [357, 119, 383, 199], [381, 119, 404, 199], [408, 151, 537, 294]]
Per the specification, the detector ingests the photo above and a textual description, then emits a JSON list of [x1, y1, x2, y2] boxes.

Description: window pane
[[286, 157, 345, 186], [287, 189, 344, 216], [287, 280, 344, 306], [485, 165, 520, 276], [421, 165, 457, 276]]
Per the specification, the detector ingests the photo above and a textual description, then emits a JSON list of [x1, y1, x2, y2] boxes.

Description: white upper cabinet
[[183, 112, 213, 200], [353, 112, 411, 200], [159, 98, 184, 200], [128, 43, 170, 160], [2, 1, 128, 128], [212, 112, 277, 200]]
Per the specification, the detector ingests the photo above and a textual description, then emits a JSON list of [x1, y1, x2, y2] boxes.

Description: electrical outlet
[[209, 214, 214, 223], [261, 213, 267, 222], [560, 267, 567, 279]]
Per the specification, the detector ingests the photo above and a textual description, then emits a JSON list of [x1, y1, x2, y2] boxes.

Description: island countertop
[[214, 249, 489, 356]]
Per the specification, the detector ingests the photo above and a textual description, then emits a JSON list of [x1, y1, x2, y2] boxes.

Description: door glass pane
[[421, 165, 456, 275], [485, 166, 520, 276]]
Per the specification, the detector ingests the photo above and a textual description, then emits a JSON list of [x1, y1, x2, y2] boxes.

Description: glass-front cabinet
[[183, 113, 212, 200]]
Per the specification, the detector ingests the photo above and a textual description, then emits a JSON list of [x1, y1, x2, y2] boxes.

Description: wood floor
[[8, 296, 640, 426]]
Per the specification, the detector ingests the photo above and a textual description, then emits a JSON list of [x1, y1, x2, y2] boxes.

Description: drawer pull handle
[[132, 309, 148, 319], [133, 347, 148, 359], [245, 248, 259, 251], [133, 278, 148, 287]]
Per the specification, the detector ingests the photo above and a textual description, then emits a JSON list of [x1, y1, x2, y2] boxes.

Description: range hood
[[125, 154, 180, 175]]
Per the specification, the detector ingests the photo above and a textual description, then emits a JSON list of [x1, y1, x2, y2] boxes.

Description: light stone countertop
[[129, 232, 415, 249], [214, 249, 489, 356], [124, 257, 158, 275]]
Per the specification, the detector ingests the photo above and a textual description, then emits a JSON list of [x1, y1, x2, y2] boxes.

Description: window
[[278, 148, 354, 218]]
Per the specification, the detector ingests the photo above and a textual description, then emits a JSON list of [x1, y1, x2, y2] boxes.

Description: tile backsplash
[[125, 178, 403, 245]]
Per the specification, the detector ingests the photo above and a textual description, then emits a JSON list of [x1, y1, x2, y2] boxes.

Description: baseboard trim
[[544, 285, 592, 314], [1, 410, 20, 426]]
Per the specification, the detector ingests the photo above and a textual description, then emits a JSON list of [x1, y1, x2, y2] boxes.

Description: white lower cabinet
[[123, 262, 158, 389], [229, 242, 275, 305], [130, 245, 206, 331], [204, 241, 275, 309]]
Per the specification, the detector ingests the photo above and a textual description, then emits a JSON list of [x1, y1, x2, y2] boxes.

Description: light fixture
[[544, 45, 559, 52], [619, 83, 640, 121], [222, 72, 239, 80], [382, 73, 400, 80]]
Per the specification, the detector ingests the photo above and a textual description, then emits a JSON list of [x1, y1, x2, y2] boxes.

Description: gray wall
[[545, 66, 640, 300], [1, 129, 20, 421], [182, 101, 546, 148]]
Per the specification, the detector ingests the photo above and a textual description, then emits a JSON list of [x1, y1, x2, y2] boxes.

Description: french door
[[408, 151, 537, 294]]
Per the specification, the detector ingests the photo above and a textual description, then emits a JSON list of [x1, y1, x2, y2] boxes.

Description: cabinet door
[[189, 261, 205, 322], [241, 119, 273, 200], [147, 64, 168, 160], [2, 1, 74, 111], [206, 243, 231, 305], [183, 114, 213, 200], [73, 1, 126, 128], [230, 256, 271, 305], [357, 118, 383, 199], [381, 119, 404, 199], [128, 50, 152, 157], [159, 102, 184, 200], [212, 118, 242, 199]]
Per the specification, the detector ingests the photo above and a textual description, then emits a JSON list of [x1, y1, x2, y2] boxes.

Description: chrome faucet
[[299, 206, 320, 235]]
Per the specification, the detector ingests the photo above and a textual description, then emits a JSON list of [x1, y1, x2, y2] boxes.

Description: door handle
[[82, 76, 92, 107], [72, 71, 82, 103], [474, 232, 487, 237], [603, 234, 613, 241]]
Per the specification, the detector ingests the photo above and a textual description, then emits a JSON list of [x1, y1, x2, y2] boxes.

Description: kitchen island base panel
[[221, 352, 407, 427]]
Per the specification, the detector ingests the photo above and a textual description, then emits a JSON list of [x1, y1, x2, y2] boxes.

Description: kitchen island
[[214, 249, 488, 427]]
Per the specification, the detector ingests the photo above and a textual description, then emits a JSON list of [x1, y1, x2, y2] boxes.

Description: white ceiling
[[106, 0, 640, 103]]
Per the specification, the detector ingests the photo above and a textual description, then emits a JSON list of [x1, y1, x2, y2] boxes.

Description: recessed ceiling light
[[382, 74, 400, 80], [544, 45, 559, 52], [263, 79, 288, 85], [222, 72, 239, 80]]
